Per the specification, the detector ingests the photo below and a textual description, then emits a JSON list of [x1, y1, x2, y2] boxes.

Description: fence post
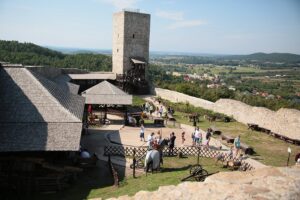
[[108, 155, 119, 187], [133, 148, 136, 178], [197, 147, 200, 165]]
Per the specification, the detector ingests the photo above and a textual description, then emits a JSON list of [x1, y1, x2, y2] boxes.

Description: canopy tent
[[81, 80, 132, 105]]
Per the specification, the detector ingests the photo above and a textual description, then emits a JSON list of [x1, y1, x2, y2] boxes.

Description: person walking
[[191, 128, 196, 146], [159, 106, 163, 118], [147, 132, 155, 150], [181, 131, 186, 146], [149, 105, 153, 116], [156, 106, 159, 117], [156, 130, 161, 143], [140, 124, 145, 142], [145, 102, 150, 112], [168, 132, 176, 156], [194, 127, 201, 146], [205, 128, 212, 149], [234, 135, 241, 157]]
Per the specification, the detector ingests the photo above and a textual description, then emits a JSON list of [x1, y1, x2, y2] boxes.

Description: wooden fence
[[104, 145, 255, 171]]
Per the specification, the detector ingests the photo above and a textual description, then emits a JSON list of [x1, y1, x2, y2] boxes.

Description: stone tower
[[112, 10, 150, 75]]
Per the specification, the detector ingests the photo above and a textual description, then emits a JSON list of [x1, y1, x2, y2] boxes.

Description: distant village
[[166, 69, 285, 100]]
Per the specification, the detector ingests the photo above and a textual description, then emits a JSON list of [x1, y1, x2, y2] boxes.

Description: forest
[[1, 40, 299, 110], [0, 40, 112, 71]]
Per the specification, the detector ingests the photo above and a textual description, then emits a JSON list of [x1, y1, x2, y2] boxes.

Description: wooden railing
[[104, 145, 255, 171]]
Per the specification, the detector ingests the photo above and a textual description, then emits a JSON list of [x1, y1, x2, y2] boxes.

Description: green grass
[[132, 96, 146, 106], [37, 157, 229, 200], [191, 65, 263, 75], [173, 111, 300, 166], [87, 157, 228, 200]]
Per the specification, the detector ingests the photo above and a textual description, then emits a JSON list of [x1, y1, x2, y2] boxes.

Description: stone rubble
[[106, 166, 300, 200]]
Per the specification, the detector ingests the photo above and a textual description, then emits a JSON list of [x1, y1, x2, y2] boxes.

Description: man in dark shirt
[[168, 132, 176, 156]]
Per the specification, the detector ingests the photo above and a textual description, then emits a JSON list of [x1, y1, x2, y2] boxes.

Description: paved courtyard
[[81, 106, 265, 170]]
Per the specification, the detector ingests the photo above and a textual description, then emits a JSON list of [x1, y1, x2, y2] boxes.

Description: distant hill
[[151, 52, 300, 67], [45, 46, 112, 55], [0, 40, 112, 71], [224, 52, 300, 63]]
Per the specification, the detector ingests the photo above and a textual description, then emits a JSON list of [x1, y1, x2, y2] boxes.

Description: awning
[[68, 72, 116, 80], [131, 58, 146, 64]]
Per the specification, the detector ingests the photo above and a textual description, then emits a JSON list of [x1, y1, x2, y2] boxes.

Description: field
[[190, 65, 264, 75]]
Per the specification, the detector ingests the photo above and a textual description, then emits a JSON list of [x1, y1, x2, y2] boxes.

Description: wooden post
[[193, 116, 197, 127], [287, 147, 292, 166], [104, 105, 107, 120], [287, 147, 291, 166], [287, 153, 290, 166], [133, 148, 136, 178], [108, 155, 119, 187], [197, 147, 200, 165]]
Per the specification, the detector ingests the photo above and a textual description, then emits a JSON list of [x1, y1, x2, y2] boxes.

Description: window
[[132, 34, 135, 38], [117, 49, 119, 52]]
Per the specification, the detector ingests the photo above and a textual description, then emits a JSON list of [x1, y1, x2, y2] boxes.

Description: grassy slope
[[132, 96, 146, 106], [37, 157, 229, 200], [87, 157, 228, 199], [174, 111, 300, 166]]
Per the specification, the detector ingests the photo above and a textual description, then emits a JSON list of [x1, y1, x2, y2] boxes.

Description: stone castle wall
[[112, 11, 150, 74], [108, 166, 300, 200], [155, 87, 215, 110], [155, 88, 300, 140]]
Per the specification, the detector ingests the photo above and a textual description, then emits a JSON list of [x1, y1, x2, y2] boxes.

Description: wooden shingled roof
[[81, 80, 132, 105], [0, 65, 85, 152], [53, 74, 80, 95]]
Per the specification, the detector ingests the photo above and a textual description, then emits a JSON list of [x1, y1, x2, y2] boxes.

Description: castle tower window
[[132, 34, 135, 38]]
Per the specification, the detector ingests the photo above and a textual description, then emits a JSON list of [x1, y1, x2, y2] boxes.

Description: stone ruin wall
[[107, 166, 300, 200], [155, 88, 215, 110], [155, 88, 300, 140]]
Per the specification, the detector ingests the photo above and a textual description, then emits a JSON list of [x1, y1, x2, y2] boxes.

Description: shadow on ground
[[34, 127, 126, 200], [161, 165, 192, 173]]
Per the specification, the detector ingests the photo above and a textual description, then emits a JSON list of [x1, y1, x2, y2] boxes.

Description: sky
[[0, 0, 300, 54]]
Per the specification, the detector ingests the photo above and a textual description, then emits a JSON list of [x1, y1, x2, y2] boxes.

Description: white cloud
[[167, 20, 206, 29], [99, 0, 139, 10], [155, 10, 184, 21], [156, 9, 206, 29]]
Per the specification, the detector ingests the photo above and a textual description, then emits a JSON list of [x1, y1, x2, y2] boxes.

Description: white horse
[[144, 139, 169, 172], [145, 150, 160, 172]]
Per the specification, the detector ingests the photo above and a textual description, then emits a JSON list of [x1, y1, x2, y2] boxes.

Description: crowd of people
[[142, 101, 176, 119], [145, 130, 176, 155], [191, 127, 212, 149], [139, 124, 217, 151], [138, 99, 248, 169]]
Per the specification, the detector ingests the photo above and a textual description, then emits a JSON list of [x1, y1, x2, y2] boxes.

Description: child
[[181, 131, 186, 145], [140, 124, 145, 142], [191, 129, 196, 146]]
